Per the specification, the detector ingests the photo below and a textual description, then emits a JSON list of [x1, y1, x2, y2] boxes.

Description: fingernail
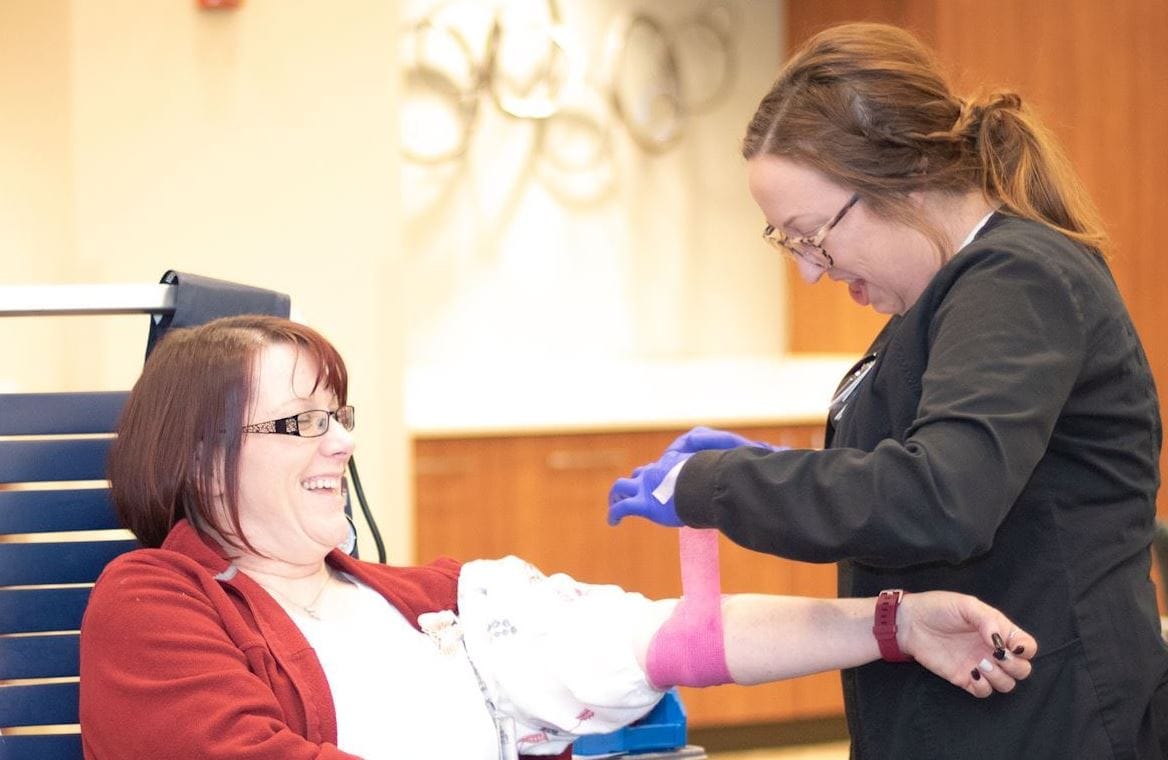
[[970, 668, 981, 681], [993, 648, 1007, 661], [1013, 645, 1025, 655], [978, 658, 994, 673], [992, 633, 1005, 649]]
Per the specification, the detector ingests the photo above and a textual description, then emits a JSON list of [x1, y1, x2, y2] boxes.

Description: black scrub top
[[677, 214, 1168, 759]]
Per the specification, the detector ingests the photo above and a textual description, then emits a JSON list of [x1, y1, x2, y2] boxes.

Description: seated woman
[[79, 316, 1036, 759]]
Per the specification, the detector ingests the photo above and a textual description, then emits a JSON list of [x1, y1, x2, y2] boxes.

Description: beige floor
[[713, 741, 850, 760]]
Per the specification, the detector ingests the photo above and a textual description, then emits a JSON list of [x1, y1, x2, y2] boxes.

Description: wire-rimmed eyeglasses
[[762, 193, 860, 269], [243, 406, 355, 438]]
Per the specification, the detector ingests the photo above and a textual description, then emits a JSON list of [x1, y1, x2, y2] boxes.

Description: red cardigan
[[79, 520, 570, 760]]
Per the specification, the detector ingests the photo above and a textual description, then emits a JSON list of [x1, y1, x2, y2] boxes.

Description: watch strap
[[873, 589, 914, 662]]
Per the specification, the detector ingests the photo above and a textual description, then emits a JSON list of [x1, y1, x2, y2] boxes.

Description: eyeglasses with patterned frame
[[762, 193, 860, 269], [242, 406, 355, 438]]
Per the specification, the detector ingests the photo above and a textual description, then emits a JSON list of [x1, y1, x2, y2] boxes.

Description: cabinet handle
[[545, 449, 627, 471], [414, 455, 474, 476]]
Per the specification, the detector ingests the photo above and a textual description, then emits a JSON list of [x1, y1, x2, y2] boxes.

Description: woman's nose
[[795, 258, 828, 284], [322, 419, 355, 458]]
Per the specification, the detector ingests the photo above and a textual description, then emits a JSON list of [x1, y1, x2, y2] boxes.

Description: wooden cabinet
[[413, 423, 844, 728]]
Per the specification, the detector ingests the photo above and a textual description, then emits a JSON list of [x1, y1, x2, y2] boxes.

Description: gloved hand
[[607, 449, 691, 527], [664, 425, 775, 455], [609, 426, 783, 527]]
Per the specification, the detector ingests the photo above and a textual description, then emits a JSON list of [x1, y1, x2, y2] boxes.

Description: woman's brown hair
[[108, 315, 348, 550], [743, 22, 1106, 256]]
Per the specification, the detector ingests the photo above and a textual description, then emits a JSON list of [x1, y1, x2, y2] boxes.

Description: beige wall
[[0, 3, 74, 393], [402, 0, 787, 369], [1, 0, 786, 562], [1, 0, 408, 561]]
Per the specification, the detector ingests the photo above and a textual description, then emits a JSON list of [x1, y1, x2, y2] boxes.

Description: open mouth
[[301, 476, 343, 494]]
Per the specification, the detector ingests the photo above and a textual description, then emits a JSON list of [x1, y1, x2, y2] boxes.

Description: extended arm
[[676, 591, 1031, 696], [629, 529, 1035, 698], [612, 249, 1093, 567], [453, 547, 1036, 757]]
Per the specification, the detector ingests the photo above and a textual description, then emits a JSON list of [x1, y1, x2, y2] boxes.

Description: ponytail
[[969, 92, 1107, 252]]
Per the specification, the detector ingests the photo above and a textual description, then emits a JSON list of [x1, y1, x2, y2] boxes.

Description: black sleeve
[[675, 245, 1088, 566]]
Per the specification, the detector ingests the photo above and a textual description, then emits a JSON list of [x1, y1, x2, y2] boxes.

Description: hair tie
[[949, 98, 981, 140], [987, 91, 1022, 112]]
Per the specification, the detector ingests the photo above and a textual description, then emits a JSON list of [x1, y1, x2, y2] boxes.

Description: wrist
[[873, 589, 914, 662], [670, 450, 718, 528], [650, 457, 689, 506]]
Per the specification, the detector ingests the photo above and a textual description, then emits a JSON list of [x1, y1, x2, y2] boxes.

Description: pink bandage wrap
[[645, 527, 733, 689]]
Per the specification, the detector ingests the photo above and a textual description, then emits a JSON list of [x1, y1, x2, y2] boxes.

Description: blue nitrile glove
[[609, 426, 786, 527], [608, 449, 691, 527], [664, 425, 775, 455]]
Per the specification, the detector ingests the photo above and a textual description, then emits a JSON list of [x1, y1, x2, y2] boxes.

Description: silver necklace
[[258, 568, 333, 620]]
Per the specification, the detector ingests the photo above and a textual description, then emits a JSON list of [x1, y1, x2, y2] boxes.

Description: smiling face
[[230, 341, 354, 566], [747, 155, 942, 316]]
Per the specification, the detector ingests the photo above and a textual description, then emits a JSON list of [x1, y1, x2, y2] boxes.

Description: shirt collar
[[957, 210, 996, 252]]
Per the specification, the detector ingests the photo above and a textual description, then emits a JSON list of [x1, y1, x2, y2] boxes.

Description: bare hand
[[898, 591, 1038, 697]]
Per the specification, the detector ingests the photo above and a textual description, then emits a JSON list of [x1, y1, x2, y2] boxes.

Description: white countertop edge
[[406, 354, 856, 437]]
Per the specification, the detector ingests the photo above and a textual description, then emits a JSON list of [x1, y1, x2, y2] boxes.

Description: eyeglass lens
[[297, 407, 355, 437]]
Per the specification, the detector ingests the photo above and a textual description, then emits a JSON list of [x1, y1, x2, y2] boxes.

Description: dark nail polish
[[970, 668, 982, 681], [991, 633, 1005, 649], [993, 648, 1007, 661], [1013, 645, 1025, 655]]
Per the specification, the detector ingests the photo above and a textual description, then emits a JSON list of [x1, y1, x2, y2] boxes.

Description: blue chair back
[[0, 390, 137, 759], [0, 280, 363, 759]]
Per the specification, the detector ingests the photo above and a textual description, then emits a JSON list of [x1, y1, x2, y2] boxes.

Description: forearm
[[721, 594, 878, 684], [630, 594, 878, 685], [631, 527, 1034, 696], [633, 588, 1036, 700]]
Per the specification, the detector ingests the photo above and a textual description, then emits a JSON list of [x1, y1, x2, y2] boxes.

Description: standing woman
[[609, 22, 1168, 759]]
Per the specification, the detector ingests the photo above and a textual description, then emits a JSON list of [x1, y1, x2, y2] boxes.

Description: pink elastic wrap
[[645, 527, 733, 689]]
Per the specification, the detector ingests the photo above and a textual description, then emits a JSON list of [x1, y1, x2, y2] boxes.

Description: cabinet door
[[414, 424, 843, 727]]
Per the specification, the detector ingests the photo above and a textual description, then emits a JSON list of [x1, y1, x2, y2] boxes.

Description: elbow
[[874, 490, 1001, 566], [927, 499, 1000, 564], [938, 526, 995, 564]]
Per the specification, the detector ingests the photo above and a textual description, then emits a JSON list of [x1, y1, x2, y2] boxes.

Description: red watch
[[873, 589, 914, 662]]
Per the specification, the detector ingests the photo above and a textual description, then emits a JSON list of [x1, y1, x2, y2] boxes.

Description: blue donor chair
[[0, 279, 289, 759], [0, 390, 134, 759]]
